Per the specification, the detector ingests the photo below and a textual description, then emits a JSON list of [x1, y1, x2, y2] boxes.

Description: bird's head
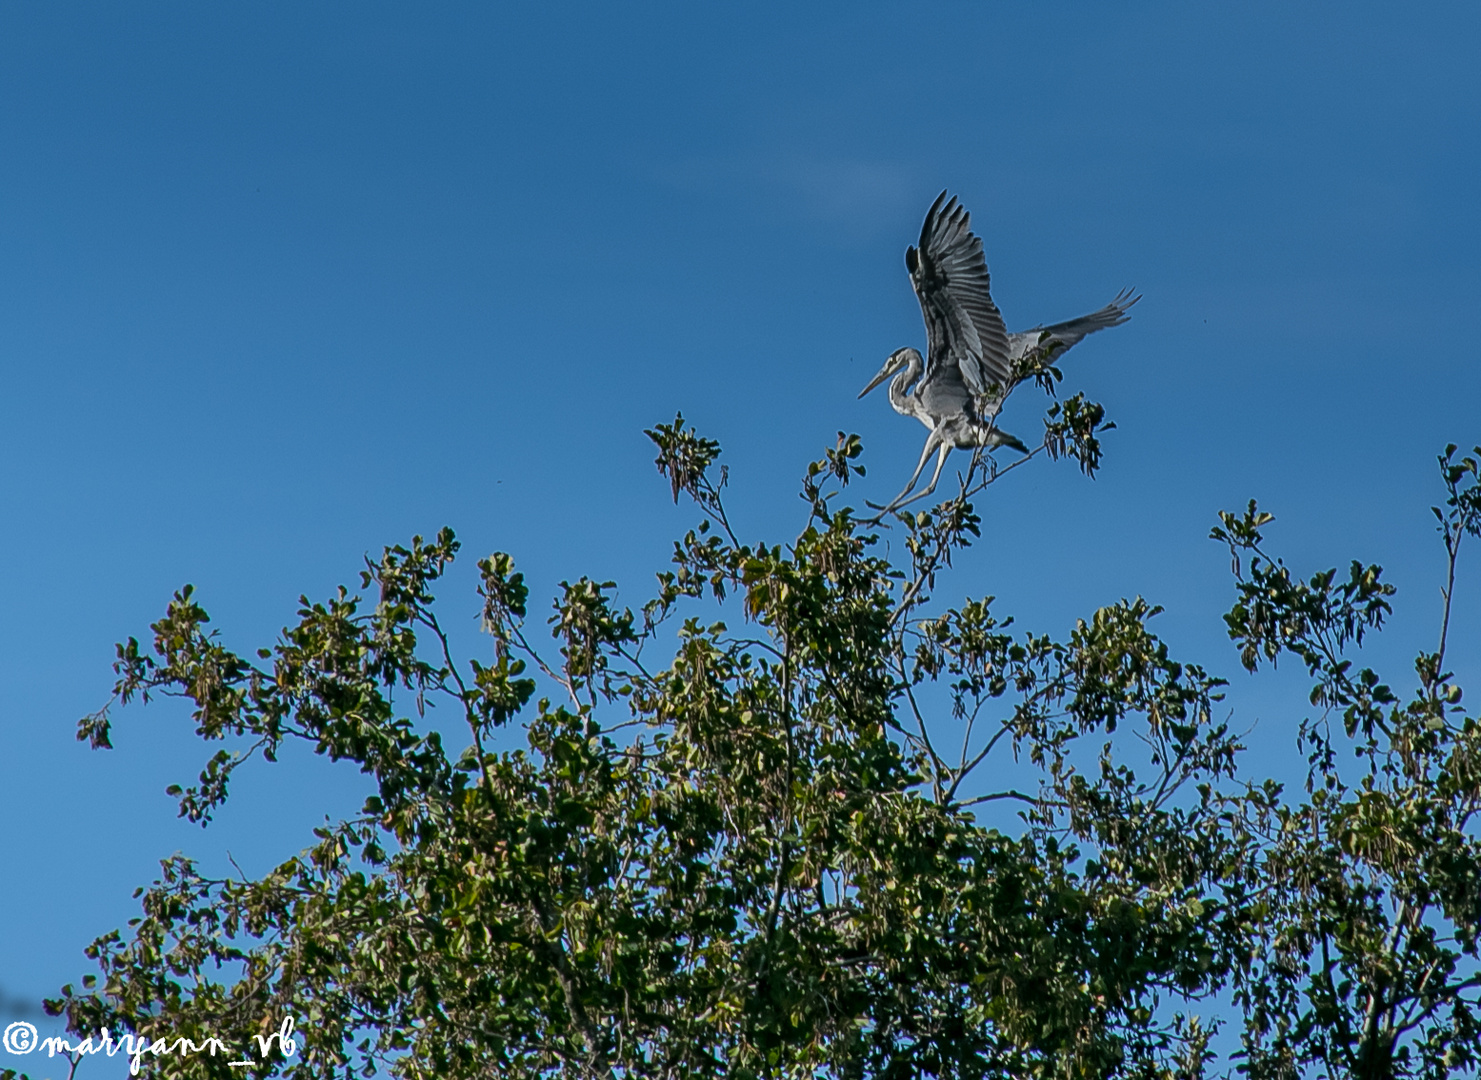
[[858, 347, 921, 399]]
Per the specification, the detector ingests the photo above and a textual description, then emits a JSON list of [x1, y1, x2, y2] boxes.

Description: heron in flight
[[860, 190, 1138, 516]]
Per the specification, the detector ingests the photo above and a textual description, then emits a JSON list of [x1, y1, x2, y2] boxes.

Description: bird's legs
[[883, 439, 955, 514], [866, 427, 954, 519]]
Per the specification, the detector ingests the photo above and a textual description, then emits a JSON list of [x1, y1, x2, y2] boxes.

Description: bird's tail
[[972, 426, 1029, 454]]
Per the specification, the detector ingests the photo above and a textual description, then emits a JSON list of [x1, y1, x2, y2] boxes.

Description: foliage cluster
[[12, 395, 1481, 1080]]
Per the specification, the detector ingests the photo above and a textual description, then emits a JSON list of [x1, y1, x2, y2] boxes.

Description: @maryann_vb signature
[[3, 1016, 299, 1075]]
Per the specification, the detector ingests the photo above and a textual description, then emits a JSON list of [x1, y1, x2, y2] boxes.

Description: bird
[[859, 190, 1138, 517]]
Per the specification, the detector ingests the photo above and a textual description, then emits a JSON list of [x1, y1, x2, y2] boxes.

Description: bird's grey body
[[860, 191, 1136, 515]]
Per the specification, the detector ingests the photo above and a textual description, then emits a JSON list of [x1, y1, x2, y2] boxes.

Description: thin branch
[[954, 789, 1037, 809], [945, 719, 1015, 803], [898, 664, 947, 803], [1435, 512, 1462, 683]]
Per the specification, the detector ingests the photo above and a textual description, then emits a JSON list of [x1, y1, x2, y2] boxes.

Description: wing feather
[[1023, 289, 1140, 352], [907, 192, 1011, 401]]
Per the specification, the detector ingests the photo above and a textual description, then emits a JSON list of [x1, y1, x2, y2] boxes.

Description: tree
[[17, 381, 1480, 1079], [1214, 446, 1481, 1080]]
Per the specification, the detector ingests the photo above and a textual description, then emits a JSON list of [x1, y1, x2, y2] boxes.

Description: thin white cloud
[[649, 151, 924, 238]]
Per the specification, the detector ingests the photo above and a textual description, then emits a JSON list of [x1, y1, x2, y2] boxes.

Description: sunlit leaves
[[55, 403, 1480, 1080], [1221, 449, 1481, 1080], [1043, 393, 1114, 478]]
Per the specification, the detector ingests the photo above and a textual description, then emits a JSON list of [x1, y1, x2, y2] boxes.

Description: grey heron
[[860, 190, 1138, 516]]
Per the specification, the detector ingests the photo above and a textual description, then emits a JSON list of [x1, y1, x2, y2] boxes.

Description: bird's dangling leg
[[880, 439, 955, 514], [866, 428, 951, 521]]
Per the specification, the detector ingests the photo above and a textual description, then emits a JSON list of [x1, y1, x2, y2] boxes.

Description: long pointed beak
[[858, 366, 893, 399]]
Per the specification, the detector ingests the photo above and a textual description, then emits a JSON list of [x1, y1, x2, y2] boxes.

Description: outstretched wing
[[906, 191, 1011, 400], [1028, 288, 1140, 352]]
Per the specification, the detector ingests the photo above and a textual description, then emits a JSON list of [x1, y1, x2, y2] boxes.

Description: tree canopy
[[15, 390, 1481, 1079]]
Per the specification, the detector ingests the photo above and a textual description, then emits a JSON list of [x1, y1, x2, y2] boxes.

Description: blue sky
[[2, 0, 1479, 1060]]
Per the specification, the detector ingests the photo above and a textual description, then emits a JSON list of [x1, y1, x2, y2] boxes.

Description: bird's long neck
[[889, 356, 923, 419]]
